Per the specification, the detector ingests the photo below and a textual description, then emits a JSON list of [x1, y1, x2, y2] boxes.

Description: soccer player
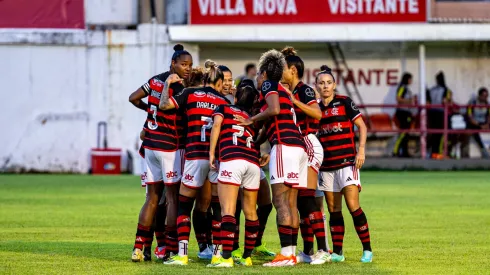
[[206, 82, 263, 267], [280, 47, 329, 264], [160, 60, 231, 266], [315, 65, 373, 263], [128, 44, 192, 262], [236, 49, 307, 267]]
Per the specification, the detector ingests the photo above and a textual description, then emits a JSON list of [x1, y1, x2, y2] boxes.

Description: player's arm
[[354, 116, 367, 169], [209, 114, 224, 169], [291, 88, 322, 120], [236, 94, 280, 126], [129, 88, 148, 111], [254, 125, 267, 146], [159, 74, 183, 111]]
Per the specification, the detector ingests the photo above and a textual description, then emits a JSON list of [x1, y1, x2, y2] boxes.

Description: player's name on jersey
[[196, 101, 219, 110]]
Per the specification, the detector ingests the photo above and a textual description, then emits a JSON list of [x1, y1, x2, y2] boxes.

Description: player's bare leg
[[326, 191, 345, 263], [194, 179, 213, 259], [254, 178, 275, 256], [132, 183, 164, 262], [162, 183, 179, 258], [343, 185, 372, 263]]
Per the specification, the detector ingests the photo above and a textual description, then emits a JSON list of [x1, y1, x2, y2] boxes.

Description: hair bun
[[320, 65, 331, 73], [204, 59, 217, 69], [173, 44, 184, 52], [281, 46, 297, 57]]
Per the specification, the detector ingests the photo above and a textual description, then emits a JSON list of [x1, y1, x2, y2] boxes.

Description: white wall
[[0, 25, 201, 173]]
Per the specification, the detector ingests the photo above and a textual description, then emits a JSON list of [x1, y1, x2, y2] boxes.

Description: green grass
[[1, 172, 490, 274]]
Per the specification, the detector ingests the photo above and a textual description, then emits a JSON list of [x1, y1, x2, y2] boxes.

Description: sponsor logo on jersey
[[206, 92, 217, 100], [320, 123, 343, 134], [230, 106, 241, 113], [305, 88, 315, 97], [184, 174, 195, 182], [351, 101, 359, 111], [150, 78, 164, 90], [287, 172, 299, 179], [220, 170, 233, 177], [262, 81, 271, 91], [166, 171, 178, 178], [151, 90, 161, 99], [333, 101, 340, 106], [194, 91, 206, 97]]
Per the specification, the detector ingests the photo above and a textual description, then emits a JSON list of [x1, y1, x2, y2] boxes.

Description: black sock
[[211, 196, 222, 250], [256, 203, 273, 247], [351, 208, 372, 252], [192, 209, 208, 252], [220, 215, 236, 259], [329, 211, 344, 255], [176, 195, 194, 243]]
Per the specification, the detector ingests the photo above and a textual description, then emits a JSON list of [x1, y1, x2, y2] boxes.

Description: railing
[[358, 103, 490, 159]]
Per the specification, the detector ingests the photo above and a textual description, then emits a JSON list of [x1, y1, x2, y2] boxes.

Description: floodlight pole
[[419, 43, 427, 159]]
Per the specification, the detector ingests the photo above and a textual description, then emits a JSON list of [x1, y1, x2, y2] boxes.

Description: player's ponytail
[[281, 46, 305, 79], [258, 49, 286, 82], [235, 79, 258, 114], [316, 65, 335, 83], [204, 59, 224, 85]]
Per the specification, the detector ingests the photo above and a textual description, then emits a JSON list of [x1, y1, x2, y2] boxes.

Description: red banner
[[190, 0, 426, 24], [0, 0, 85, 29]]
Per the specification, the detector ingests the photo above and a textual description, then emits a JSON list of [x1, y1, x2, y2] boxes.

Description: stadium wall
[[0, 26, 198, 173]]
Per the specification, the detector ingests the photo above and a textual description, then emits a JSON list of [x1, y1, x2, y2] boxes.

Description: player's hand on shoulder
[[234, 115, 253, 126], [166, 74, 182, 85], [259, 153, 270, 167]]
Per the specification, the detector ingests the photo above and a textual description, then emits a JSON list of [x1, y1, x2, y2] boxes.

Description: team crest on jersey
[[324, 110, 328, 116], [331, 107, 339, 116], [351, 101, 359, 111], [194, 91, 206, 97], [305, 88, 315, 97], [230, 106, 241, 113], [262, 81, 271, 91]]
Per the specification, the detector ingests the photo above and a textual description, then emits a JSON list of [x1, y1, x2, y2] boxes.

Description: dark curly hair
[[258, 49, 286, 82]]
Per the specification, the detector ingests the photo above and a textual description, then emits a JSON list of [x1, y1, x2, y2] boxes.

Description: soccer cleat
[[330, 253, 345, 263], [154, 246, 166, 260], [163, 254, 188, 265], [231, 249, 243, 262], [263, 254, 296, 267], [210, 255, 222, 265], [197, 246, 213, 260], [253, 243, 276, 257], [296, 251, 312, 263], [143, 247, 152, 261], [131, 248, 144, 262], [310, 250, 331, 265], [360, 250, 373, 263], [206, 256, 234, 268], [236, 257, 253, 266]]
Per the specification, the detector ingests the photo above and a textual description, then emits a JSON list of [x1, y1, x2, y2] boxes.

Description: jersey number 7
[[232, 125, 253, 148], [201, 116, 213, 142]]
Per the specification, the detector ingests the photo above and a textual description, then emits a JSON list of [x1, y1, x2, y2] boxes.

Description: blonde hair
[[203, 59, 224, 85]]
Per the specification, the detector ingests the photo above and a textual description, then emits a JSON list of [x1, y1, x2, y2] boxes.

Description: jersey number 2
[[201, 116, 213, 142]]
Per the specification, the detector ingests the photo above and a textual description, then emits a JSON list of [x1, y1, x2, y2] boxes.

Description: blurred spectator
[[427, 71, 453, 159], [235, 63, 257, 88], [461, 87, 490, 158], [392, 72, 414, 158]]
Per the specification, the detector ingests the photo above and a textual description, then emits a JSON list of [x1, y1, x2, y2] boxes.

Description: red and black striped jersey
[[317, 95, 362, 171], [170, 86, 231, 160], [141, 72, 185, 151], [259, 80, 305, 149], [292, 81, 320, 136], [212, 105, 259, 166]]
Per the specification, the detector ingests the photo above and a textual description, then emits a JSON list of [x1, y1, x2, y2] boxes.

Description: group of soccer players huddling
[[128, 44, 373, 267]]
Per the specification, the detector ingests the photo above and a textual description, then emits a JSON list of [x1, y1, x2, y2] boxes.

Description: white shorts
[[260, 169, 267, 181], [304, 134, 323, 174], [218, 160, 260, 191], [269, 144, 308, 188], [140, 155, 147, 187], [318, 166, 361, 193], [144, 149, 184, 185], [182, 159, 210, 189]]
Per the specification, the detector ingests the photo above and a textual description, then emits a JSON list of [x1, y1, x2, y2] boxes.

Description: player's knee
[[345, 200, 360, 213], [242, 205, 258, 221]]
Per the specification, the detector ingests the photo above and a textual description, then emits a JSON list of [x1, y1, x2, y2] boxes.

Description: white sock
[[178, 241, 188, 257], [212, 244, 221, 256], [281, 246, 293, 257]]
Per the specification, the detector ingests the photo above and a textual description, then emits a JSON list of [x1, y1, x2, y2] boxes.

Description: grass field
[[1, 172, 490, 274]]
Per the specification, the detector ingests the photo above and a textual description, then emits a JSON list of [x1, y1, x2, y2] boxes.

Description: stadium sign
[[190, 0, 427, 24]]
